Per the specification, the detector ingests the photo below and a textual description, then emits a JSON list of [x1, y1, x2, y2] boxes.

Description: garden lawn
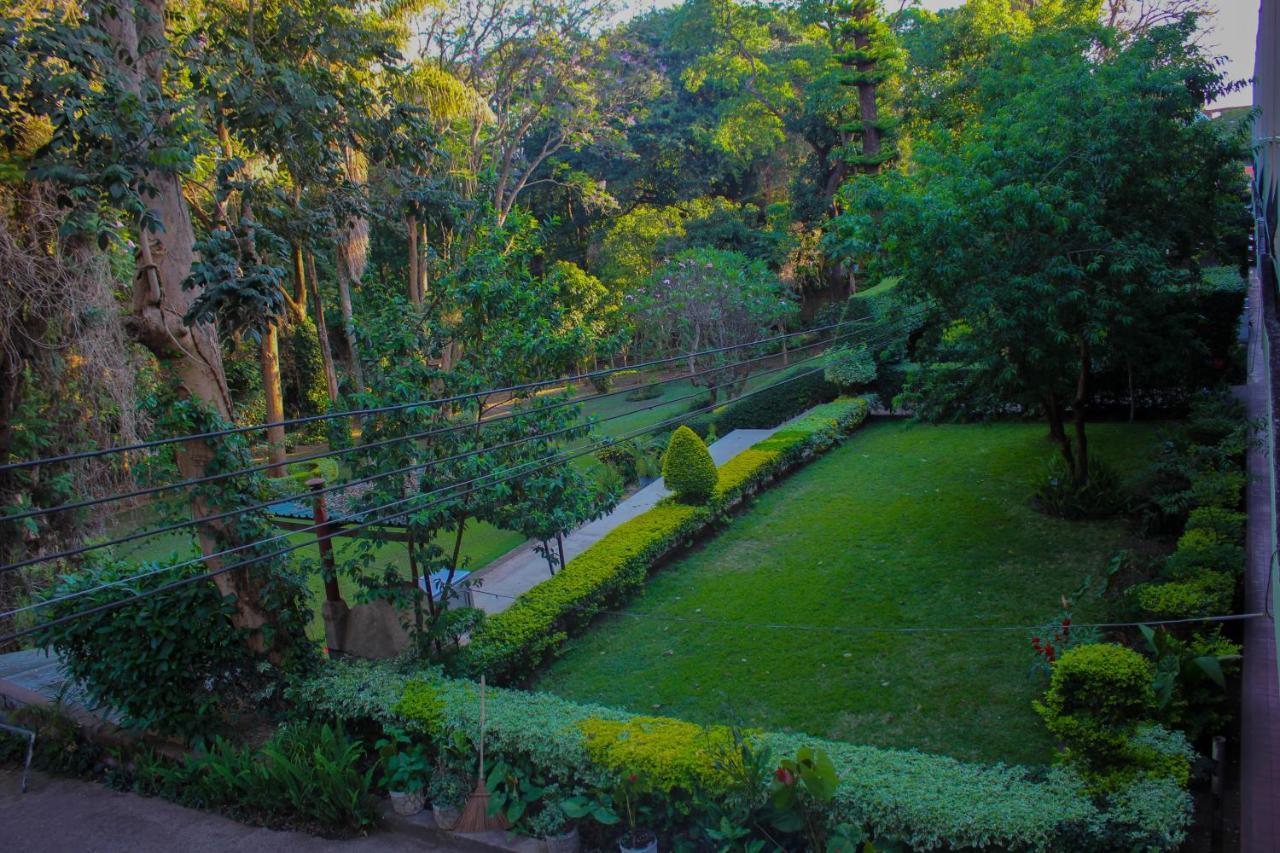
[[105, 518, 523, 641], [534, 419, 1165, 766]]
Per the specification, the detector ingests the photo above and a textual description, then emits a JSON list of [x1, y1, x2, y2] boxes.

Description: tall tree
[[835, 20, 1245, 483]]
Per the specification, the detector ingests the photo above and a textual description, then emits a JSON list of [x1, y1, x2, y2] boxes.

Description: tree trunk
[[306, 251, 340, 404], [1071, 340, 1091, 484], [286, 242, 308, 323], [335, 147, 367, 394], [1041, 388, 1075, 475], [102, 0, 285, 657], [260, 324, 287, 475], [406, 213, 421, 305]]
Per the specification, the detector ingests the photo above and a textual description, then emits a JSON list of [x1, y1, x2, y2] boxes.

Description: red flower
[[774, 767, 795, 785], [628, 773, 638, 784]]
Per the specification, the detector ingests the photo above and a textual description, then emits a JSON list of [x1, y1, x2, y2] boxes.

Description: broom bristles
[[454, 782, 508, 832]]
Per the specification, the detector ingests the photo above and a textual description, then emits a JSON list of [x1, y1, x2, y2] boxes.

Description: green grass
[[108, 518, 524, 640], [533, 419, 1165, 766]]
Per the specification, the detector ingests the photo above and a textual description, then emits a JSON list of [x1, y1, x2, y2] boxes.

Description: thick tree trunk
[[260, 324, 287, 475], [102, 0, 284, 656], [306, 251, 340, 404]]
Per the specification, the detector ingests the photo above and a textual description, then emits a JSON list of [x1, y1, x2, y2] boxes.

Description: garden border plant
[[288, 660, 1193, 851]]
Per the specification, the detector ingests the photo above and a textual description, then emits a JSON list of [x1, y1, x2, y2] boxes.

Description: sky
[[618, 0, 1260, 108]]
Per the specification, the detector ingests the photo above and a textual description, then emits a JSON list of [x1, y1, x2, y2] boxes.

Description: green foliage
[[823, 344, 878, 392], [579, 715, 741, 794], [1034, 643, 1158, 789], [38, 555, 251, 742], [1163, 529, 1244, 579], [177, 723, 378, 835], [707, 368, 840, 432], [1184, 507, 1246, 543], [1138, 625, 1241, 741], [392, 680, 447, 737], [462, 398, 871, 685], [461, 501, 709, 682], [662, 425, 719, 504], [1189, 470, 1245, 510], [294, 659, 1192, 850], [1132, 570, 1236, 620], [1033, 456, 1129, 520], [836, 18, 1247, 480]]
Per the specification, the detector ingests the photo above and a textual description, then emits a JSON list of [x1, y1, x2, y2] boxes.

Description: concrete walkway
[[0, 770, 463, 852], [467, 428, 779, 613], [1241, 268, 1280, 852]]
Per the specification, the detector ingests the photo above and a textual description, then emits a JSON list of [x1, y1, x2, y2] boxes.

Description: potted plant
[[565, 775, 655, 853], [526, 800, 580, 853], [428, 768, 470, 830], [376, 726, 429, 816]]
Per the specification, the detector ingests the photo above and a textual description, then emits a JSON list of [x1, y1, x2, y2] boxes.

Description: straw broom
[[455, 675, 509, 833]]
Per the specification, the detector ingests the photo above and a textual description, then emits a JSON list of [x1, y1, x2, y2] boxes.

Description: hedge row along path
[[466, 427, 781, 614]]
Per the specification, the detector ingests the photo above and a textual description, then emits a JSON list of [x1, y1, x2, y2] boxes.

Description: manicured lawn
[[533, 419, 1165, 766]]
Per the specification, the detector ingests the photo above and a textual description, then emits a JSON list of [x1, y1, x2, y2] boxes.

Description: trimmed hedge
[[709, 368, 840, 432], [291, 660, 1192, 851], [460, 397, 871, 684]]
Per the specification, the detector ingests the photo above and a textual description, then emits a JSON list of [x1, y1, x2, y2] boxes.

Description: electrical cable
[[1, 312, 907, 528], [0, 316, 880, 475], [0, 318, 914, 574], [0, 345, 898, 636]]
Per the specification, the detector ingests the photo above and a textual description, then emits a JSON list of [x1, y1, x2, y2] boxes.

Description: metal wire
[[0, 317, 877, 474], [0, 319, 913, 575], [1, 351, 886, 634]]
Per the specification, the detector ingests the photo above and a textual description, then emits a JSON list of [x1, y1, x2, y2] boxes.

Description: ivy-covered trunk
[[103, 0, 290, 658]]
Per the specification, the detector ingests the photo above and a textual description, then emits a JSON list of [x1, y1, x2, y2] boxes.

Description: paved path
[[467, 428, 779, 614], [0, 769, 463, 852], [1241, 268, 1280, 852]]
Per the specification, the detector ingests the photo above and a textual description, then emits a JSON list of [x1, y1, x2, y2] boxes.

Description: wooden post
[[308, 477, 342, 603]]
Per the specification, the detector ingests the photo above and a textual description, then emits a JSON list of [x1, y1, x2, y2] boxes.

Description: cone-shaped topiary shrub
[[662, 425, 718, 503]]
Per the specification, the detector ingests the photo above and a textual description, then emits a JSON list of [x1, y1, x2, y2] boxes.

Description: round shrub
[[39, 556, 251, 741], [662, 425, 718, 503], [823, 344, 878, 392], [1035, 644, 1155, 787]]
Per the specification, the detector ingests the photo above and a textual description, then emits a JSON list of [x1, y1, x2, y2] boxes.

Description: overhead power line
[[0, 316, 887, 474], [0, 318, 914, 576], [0, 339, 907, 638], [1, 312, 907, 528]]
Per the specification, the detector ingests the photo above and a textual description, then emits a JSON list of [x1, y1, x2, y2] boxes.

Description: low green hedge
[[290, 660, 1192, 851], [461, 397, 871, 684], [1132, 570, 1236, 619], [710, 368, 840, 432]]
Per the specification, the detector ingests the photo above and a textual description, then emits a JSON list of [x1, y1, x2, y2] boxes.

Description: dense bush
[[1034, 644, 1162, 789], [1184, 506, 1246, 543], [1189, 470, 1244, 510], [461, 398, 871, 684], [1033, 457, 1129, 519], [823, 344, 877, 392], [710, 368, 839, 431], [130, 722, 378, 835], [1132, 570, 1236, 619], [294, 660, 1191, 851], [39, 556, 251, 741], [662, 425, 719, 503]]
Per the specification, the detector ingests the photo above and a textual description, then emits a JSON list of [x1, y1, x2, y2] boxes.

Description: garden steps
[[466, 427, 782, 615]]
